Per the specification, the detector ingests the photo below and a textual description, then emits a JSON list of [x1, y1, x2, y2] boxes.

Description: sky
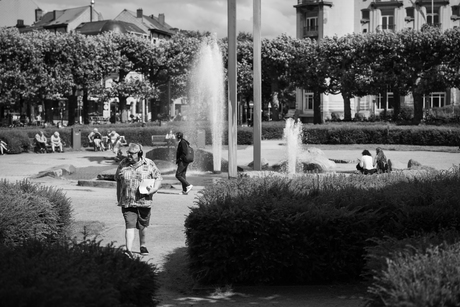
[[36, 0, 297, 39]]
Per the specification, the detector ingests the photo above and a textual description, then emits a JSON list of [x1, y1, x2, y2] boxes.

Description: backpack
[[183, 142, 194, 163]]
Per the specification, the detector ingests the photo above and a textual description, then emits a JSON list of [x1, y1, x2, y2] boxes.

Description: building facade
[[113, 8, 176, 45], [294, 0, 460, 122]]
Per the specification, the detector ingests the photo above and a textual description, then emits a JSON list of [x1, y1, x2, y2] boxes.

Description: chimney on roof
[[16, 19, 25, 28], [35, 8, 43, 22], [158, 13, 165, 25], [137, 8, 143, 18]]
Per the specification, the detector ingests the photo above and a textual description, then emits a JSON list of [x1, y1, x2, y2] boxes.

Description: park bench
[[151, 135, 168, 147], [151, 134, 176, 149], [29, 137, 52, 153]]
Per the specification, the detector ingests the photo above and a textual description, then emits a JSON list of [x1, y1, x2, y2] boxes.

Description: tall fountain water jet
[[283, 118, 303, 175], [188, 37, 225, 173]]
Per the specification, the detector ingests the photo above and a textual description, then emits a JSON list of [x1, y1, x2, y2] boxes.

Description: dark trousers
[[176, 161, 190, 191]]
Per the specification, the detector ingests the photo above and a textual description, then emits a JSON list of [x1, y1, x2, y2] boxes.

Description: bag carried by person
[[184, 142, 194, 163]]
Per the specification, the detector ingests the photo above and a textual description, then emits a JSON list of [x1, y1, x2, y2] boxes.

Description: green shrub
[[0, 130, 30, 153], [0, 239, 159, 307], [1, 121, 459, 150], [185, 167, 460, 285], [363, 228, 460, 281], [367, 242, 460, 307], [0, 179, 73, 245]]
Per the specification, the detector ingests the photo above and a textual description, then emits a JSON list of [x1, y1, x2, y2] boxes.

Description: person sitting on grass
[[356, 149, 377, 175], [374, 147, 392, 173]]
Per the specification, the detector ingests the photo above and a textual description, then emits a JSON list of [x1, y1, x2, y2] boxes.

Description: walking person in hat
[[115, 143, 162, 258], [175, 132, 193, 195]]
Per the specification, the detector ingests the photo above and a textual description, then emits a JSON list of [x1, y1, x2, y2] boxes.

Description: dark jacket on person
[[176, 139, 190, 164]]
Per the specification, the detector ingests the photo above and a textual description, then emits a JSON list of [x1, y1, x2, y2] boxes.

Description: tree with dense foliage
[[147, 32, 201, 119], [290, 38, 329, 124], [262, 34, 297, 121], [107, 33, 154, 122]]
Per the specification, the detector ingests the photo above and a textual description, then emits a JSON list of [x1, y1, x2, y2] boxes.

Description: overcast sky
[[36, 0, 297, 39]]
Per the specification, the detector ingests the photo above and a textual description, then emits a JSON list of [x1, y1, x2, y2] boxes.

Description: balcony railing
[[303, 25, 319, 37]]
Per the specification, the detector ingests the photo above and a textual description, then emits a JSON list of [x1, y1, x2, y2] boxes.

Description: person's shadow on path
[[82, 156, 119, 165]]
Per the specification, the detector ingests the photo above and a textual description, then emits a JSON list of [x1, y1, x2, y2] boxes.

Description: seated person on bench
[[35, 131, 48, 153], [88, 128, 105, 151], [50, 131, 64, 153]]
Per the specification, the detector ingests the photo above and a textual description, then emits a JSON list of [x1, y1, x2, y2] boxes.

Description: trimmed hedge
[[0, 179, 73, 245], [0, 239, 159, 307], [185, 167, 460, 285], [0, 121, 459, 152]]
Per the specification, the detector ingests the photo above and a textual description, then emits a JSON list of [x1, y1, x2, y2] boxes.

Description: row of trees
[[1, 26, 460, 125]]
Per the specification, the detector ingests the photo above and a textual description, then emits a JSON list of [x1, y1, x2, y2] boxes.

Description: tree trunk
[[382, 90, 388, 119], [392, 89, 401, 122], [67, 88, 77, 126], [83, 88, 90, 124], [44, 98, 53, 124], [270, 79, 280, 121], [313, 91, 323, 124], [412, 91, 424, 124], [342, 92, 352, 121], [118, 95, 127, 123]]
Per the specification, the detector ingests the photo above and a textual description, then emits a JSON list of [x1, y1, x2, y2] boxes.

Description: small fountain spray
[[283, 118, 303, 175], [188, 36, 225, 173]]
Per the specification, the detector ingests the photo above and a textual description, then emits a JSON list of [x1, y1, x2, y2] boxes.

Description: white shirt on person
[[359, 155, 374, 170]]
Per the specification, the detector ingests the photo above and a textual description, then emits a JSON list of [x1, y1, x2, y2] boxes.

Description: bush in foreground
[[0, 179, 73, 245], [367, 242, 460, 307], [0, 239, 159, 307], [185, 167, 460, 285]]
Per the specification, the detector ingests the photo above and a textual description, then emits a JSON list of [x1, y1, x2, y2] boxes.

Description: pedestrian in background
[[175, 132, 193, 195], [115, 143, 162, 258]]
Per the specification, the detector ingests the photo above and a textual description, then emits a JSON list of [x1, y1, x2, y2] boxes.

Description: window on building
[[427, 6, 439, 25], [362, 10, 370, 20], [304, 91, 314, 111], [452, 5, 460, 17], [406, 7, 414, 19], [381, 9, 395, 31], [376, 93, 394, 110], [305, 17, 318, 31], [423, 92, 446, 108]]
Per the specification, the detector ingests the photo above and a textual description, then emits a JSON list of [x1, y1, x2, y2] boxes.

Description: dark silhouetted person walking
[[175, 132, 193, 195]]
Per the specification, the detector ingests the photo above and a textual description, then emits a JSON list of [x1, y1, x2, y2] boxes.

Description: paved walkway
[[0, 141, 458, 306]]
